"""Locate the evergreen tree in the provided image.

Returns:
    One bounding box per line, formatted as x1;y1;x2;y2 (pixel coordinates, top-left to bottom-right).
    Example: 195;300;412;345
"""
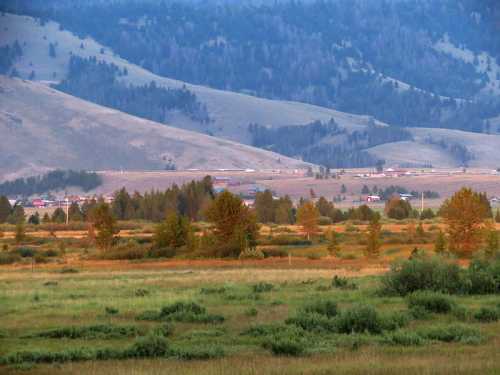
153;212;191;251
68;202;84;222
28;212;40;225
384;197;412;220
484;221;498;258
361;185;370;195
434;229;447;254
206;191;258;257
254;190;275;223
51;207;67;224
495;209;500;223
42;212;51;224
112;188;134;220
0;196;12;223
327;230;340;257
8;205;25;225
341;184;347;194
275;196;294;224
89;202;118;250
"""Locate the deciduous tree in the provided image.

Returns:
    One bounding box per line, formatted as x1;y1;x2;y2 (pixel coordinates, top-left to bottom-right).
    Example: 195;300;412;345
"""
439;187;491;256
297;201;320;240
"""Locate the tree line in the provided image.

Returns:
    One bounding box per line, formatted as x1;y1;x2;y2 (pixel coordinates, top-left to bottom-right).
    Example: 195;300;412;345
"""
0;170;102;197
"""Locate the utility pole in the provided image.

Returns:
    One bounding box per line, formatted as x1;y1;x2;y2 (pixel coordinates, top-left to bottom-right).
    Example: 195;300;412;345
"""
65;197;69;225
420;192;424;214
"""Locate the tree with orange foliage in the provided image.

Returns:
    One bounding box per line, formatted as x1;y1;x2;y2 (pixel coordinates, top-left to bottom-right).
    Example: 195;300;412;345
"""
297;201;320;240
439;188;491;257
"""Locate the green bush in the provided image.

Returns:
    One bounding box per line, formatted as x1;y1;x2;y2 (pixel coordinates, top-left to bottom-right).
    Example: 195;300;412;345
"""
332;275;358;290
464;259;500;294
137;302;224;324
241;324;285;337
125;334;169;358
417;324;483;344
263;329;307;357
105;306;119;315
172;345;224;360
261;247;288;258
302;300;338;318
252;282;274;293
3;348;94;364
382;331;425;346
381;255;464;296
407;291;454;314
27;324;143;339
408;305;431;320
245;307;258;317
14;247;36;257
0;252;21;264
335;305;383;334
474;307;499;323
152;323;174;337
286;312;337;333
200;286;227;295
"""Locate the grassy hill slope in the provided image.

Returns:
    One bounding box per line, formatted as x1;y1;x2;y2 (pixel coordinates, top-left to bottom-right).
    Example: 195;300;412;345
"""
0;76;309;180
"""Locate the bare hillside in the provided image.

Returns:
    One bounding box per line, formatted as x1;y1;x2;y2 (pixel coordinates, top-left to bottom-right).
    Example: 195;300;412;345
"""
0;76;309;180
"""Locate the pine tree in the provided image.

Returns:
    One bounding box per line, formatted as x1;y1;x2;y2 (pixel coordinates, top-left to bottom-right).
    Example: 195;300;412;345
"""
28;212;40;225
51;207;66;224
89;202;118;250
327;230;340;257
68;202;84;222
495;209;500;223
341;184;347;194
15;220;26;244
416;221;425;239
0;196;12;223
434;230;446;254
153;212;191;250
254;190;275;223
484;221;498;258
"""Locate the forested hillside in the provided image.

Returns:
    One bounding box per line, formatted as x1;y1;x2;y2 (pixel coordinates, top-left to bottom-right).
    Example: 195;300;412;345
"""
55;56;211;124
3;0;500;132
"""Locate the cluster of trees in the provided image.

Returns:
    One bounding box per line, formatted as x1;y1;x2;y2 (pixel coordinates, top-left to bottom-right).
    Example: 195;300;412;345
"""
0;170;101;197
6;0;500;132
0;40;22;75
249;119;398;168
54;56;210;124
360;185;440;200
423;137;475;166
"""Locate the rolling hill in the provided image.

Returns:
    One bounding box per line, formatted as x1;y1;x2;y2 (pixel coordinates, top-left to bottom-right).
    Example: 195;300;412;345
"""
1;12;500;170
0;76;310;181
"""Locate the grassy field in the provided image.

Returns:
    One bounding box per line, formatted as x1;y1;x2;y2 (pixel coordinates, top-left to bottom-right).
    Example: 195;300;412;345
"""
0;220;499;374
1;263;499;374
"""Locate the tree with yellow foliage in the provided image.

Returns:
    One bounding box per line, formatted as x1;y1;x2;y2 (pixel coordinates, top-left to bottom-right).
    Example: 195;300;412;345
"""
297;201;320;240
439;188;491;257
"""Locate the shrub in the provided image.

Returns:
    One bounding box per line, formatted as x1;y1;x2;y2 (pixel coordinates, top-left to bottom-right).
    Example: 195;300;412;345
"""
172;346;224;360
263;329;307;357
335;305;383;334
239;248;264;259
407;291;454;314
200;286;227;295
59;267;78;274
14;247;36;257
135;288;150;297
0;252;21;264
268;236;312;246
302;300;338;318
286;312;337;333
408;305;431;320
261;247;288;258
152;323;174;337
27;324;143;339
105;306;119;315
43;249;59;257
332;275;358;290
136;310;162;321
101;244;148;260
137;302;225;324
474;307;499;323
417;325;483;344
245;307;258;317
241;324;285;337
464;259;500;294
381;255;464;296
3;348;94;364
252;282;274;293
125;334;169;358
382;331;425;346
380;312;410;331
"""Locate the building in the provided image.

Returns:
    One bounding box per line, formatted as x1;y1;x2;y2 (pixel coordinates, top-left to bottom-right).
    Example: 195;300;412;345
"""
366;195;381;202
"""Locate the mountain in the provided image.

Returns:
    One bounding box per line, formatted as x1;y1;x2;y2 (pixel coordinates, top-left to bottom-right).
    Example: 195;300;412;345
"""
0;76;309;181
1;5;500;170
3;0;499;133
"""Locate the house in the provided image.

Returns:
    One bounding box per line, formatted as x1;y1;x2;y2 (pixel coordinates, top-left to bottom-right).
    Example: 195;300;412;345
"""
399;193;414;201
32;198;45;208
366;195;381;202
8;199;18;207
